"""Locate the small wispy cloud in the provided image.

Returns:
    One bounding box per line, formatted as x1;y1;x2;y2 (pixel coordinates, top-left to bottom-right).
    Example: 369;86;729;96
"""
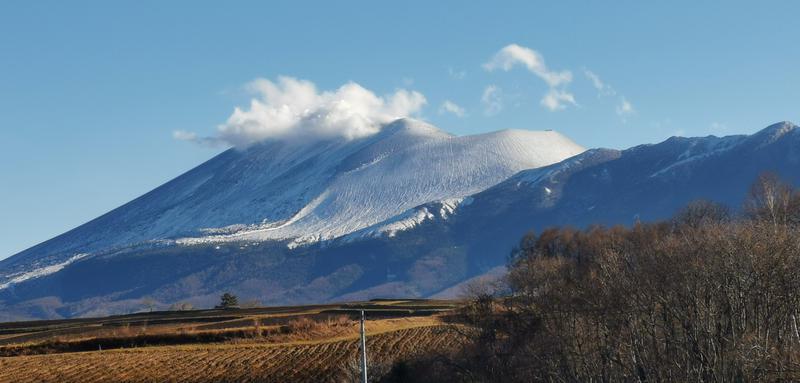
447;67;466;80
484;44;575;111
439;100;466;117
584;69;636;121
541;89;577;111
484;44;572;87
583;69;616;97
616;97;635;122
481;85;503;116
173;130;219;146
173;130;197;142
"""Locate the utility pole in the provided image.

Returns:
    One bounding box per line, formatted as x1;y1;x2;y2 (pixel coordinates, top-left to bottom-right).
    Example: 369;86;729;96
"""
360;309;368;383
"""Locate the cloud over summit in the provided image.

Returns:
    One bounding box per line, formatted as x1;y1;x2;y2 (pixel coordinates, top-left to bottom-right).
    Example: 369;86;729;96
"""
177;77;426;147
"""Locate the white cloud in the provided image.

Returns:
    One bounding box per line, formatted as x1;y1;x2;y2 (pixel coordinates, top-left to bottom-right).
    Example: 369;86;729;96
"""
173;130;197;141
481;85;503;116
583;69;616;97
616;97;635;121
541;89;577;111
177;76;426;148
583;69;636;120
447;67;466;80
439;100;466;117
173;130;219;146
484;44;572;87
585;69;604;89
484;44;576;111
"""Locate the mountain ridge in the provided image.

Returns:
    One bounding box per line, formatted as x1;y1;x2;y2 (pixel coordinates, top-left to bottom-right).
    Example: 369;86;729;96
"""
1;120;798;320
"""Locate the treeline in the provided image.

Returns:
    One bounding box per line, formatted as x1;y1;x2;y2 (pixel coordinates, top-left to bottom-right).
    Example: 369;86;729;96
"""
380;173;800;382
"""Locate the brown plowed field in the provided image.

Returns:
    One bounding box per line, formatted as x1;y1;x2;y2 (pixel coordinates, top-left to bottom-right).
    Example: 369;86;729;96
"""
0;300;464;382
0;325;462;383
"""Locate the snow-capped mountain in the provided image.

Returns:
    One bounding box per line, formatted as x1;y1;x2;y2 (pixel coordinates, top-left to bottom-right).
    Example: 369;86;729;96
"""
1;121;797;320
0;119;583;294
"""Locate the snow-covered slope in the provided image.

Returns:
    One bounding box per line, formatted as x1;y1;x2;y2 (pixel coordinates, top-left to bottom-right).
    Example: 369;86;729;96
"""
176;122;584;247
1;118;584;279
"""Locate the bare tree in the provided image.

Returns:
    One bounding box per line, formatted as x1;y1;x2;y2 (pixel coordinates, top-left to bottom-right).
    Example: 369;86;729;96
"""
673;199;730;229
745;172;800;227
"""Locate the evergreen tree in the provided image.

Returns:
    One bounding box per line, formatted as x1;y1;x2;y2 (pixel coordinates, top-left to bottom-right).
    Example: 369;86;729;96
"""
217;292;239;309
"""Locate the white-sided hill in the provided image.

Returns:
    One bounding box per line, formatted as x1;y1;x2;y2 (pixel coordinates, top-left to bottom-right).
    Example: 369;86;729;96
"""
3;118;584;275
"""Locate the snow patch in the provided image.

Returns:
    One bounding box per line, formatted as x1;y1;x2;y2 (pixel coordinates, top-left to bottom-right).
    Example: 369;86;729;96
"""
650;136;743;178
0;253;89;290
343;197;470;242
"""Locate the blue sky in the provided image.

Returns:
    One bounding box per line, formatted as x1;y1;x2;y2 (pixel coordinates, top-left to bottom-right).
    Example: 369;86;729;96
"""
1;1;799;259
